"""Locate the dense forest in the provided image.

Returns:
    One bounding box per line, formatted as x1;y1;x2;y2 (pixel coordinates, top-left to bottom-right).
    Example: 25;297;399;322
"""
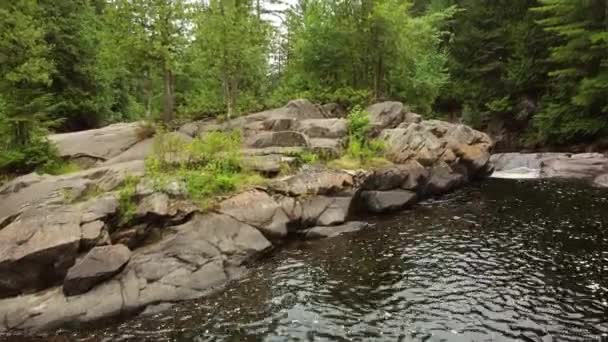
1;0;607;174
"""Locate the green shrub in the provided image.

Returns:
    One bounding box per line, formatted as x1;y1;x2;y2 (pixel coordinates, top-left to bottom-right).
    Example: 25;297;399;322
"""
145;130;263;209
329;106;390;170
0;137;66;175
117;176;139;225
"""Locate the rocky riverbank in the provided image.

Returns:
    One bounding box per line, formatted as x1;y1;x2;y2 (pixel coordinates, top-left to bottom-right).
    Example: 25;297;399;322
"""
0;100;494;332
491;152;608;187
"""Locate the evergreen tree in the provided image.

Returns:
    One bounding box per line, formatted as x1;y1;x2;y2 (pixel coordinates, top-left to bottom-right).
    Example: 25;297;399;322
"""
0;0;54;146
533;0;608;142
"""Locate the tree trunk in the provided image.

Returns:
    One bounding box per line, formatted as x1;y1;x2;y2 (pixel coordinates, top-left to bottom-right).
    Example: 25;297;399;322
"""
161;65;174;122
374;55;384;102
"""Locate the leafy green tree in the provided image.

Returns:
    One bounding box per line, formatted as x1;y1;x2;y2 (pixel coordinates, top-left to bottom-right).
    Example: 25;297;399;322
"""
275;0;453;113
183;0;271;119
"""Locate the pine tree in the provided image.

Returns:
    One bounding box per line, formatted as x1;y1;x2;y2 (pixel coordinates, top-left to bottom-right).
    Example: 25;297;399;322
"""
533;0;608;142
0;0;54;146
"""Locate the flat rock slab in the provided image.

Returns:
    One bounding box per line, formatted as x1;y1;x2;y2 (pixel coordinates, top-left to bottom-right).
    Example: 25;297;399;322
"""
246;131;310;148
360;190;417;213
63;245;132;296
49;122;147;164
297;119;347;139
304;221;369;240
269;170;354;196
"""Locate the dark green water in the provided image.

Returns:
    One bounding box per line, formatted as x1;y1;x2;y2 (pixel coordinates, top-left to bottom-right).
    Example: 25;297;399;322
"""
9;179;608;341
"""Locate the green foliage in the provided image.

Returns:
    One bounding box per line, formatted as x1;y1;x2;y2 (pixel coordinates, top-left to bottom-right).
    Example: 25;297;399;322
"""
117;176;139;225
531;0;608;143
275;0;453;114
145;130;263;209
330;106;390;169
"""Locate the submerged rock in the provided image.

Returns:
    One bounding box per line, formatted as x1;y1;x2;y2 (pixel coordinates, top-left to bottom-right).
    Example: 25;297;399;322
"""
360;190;417;213
303;221;369;240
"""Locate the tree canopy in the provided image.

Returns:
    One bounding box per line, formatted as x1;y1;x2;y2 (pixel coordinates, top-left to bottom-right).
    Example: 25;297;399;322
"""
1;0;607;174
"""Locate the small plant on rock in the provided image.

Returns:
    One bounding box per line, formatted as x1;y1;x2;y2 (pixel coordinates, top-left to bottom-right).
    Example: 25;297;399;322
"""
330;106;390;169
145;130;264;210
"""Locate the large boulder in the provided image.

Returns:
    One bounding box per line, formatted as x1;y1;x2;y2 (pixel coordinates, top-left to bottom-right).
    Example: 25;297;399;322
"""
360;161;428;191
296;119;348;139
382;120;493;178
49;122;150;167
310;138;344;158
0;160;144;224
0;213;272;332
366;102;407;130
360;190;417;214
246;131;310;149
301;196;353;227
218;190;291;239
424;163;465;196
0;194;119;298
63;245;132;296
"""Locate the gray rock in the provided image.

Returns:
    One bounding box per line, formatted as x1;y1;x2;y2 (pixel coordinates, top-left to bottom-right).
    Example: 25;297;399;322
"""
382;120;493;178
297;119;348;138
0;206;82;298
284;99;326;119
361;161;428;191
424;164;465;196
310;138;343;158
303;221;369;240
0;160;143;225
0;213;272;332
269;170;354;196
490;152;566;171
49;122;148;166
301;196;352;227
80;221;110;249
593;174;608;187
0;194;121;298
246;131;310;149
241;146;305;157
101;138;154;166
367;101;407;130
541;153;608;179
219;190;290;239
242;154;296;174
262;117;298;131
360;190;417;213
136;193;170;217
322;103;346;118
63;245;132;296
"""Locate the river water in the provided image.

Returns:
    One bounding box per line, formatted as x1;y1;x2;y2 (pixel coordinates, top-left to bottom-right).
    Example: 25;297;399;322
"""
9;179;608;341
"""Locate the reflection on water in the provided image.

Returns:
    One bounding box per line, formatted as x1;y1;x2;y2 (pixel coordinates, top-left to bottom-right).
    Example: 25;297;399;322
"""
7;179;608;341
